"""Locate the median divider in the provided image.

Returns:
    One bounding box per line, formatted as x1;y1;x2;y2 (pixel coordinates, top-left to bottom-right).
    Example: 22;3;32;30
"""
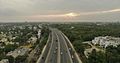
55;32;61;63
44;31;54;63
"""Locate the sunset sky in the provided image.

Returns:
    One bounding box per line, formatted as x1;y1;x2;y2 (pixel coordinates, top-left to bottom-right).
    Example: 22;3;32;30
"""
0;0;120;22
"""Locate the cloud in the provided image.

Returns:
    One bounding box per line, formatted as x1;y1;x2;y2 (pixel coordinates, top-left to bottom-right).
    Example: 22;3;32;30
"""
28;9;120;18
0;0;34;16
0;0;120;22
78;9;120;15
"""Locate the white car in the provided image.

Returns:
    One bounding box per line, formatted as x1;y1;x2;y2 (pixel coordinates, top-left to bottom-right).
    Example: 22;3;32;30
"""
60;52;63;55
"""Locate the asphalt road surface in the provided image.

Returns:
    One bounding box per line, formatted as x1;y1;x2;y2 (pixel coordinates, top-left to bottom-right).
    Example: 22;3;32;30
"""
36;28;82;63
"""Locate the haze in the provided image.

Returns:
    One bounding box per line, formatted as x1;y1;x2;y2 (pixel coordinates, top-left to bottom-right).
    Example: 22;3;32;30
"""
0;0;120;22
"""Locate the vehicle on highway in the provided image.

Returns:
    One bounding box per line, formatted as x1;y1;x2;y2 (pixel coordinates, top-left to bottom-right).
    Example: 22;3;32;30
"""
56;39;58;42
42;57;44;59
72;55;74;59
55;47;58;50
54;51;56;54
69;48;72;51
60;52;63;55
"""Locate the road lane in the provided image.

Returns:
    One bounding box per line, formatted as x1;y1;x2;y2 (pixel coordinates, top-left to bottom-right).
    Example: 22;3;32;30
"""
45;29;58;63
60;31;83;63
55;30;73;63
55;31;61;63
36;31;52;63
36;28;82;63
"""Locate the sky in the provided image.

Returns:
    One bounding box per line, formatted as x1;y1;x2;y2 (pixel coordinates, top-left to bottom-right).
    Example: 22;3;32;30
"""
0;0;120;22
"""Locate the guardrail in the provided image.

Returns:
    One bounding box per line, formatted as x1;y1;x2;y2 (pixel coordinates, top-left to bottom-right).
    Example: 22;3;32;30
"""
44;31;54;63
59;31;73;63
60;31;83;63
36;33;51;63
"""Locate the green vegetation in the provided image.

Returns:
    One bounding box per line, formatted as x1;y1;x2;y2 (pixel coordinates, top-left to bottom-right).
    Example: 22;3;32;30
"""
51;22;120;63
38;26;50;54
105;45;120;63
0;44;18;60
4;44;18;53
28;26;50;63
5;56;14;63
15;55;28;63
88;45;120;63
0;23;48;63
88;49;106;63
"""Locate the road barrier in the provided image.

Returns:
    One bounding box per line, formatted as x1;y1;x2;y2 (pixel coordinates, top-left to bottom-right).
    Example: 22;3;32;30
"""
55;32;61;63
36;33;51;63
61;32;83;63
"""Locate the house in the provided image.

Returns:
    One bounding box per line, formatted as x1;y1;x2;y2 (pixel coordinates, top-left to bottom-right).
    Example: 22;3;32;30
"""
6;47;30;58
27;36;37;45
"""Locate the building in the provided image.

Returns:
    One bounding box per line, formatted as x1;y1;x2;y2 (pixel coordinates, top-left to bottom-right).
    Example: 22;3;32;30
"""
37;29;41;38
27;36;37;45
92;36;120;48
6;47;30;58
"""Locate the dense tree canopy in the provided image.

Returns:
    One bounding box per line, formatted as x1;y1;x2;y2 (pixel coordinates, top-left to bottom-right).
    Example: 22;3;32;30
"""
52;23;120;63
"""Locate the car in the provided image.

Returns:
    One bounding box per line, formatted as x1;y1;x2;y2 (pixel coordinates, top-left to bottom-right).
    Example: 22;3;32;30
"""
56;39;58;42
55;47;58;50
60;52;63;55
71;55;74;59
54;51;56;54
69;48;72;51
42;57;44;59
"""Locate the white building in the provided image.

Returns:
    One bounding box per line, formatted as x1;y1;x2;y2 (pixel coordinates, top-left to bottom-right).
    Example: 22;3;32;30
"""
27;36;37;44
37;29;41;38
92;36;120;48
7;47;30;58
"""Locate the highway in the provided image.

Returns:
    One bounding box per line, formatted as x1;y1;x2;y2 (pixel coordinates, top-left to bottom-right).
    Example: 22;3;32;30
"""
36;28;82;63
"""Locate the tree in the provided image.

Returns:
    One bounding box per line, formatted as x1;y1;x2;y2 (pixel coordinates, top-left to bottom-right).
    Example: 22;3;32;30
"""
4;44;18;53
5;56;14;63
106;45;120;63
15;55;27;63
87;49;106;63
